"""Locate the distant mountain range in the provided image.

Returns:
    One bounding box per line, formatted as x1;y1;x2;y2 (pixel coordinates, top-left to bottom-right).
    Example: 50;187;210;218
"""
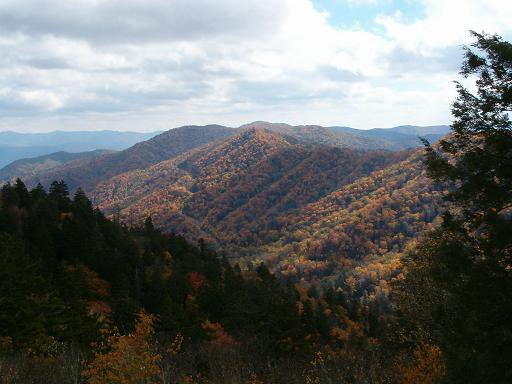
0;123;449;170
329;124;449;150
246;122;450;151
0;130;161;168
3;122;450;190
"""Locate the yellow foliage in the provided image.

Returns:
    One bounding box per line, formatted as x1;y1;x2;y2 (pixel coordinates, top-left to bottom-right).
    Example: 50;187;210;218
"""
83;311;161;384
395;344;446;384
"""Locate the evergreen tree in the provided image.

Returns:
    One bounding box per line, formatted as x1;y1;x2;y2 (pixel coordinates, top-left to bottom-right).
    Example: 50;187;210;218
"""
398;32;512;383
0;234;64;349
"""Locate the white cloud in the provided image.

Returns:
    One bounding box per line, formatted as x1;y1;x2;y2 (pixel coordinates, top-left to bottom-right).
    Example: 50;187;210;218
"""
376;0;512;52
0;0;510;132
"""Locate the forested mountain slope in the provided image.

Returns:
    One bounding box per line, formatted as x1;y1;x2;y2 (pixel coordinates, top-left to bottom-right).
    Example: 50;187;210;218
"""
0;150;114;184
90;127;416;250
25;122;448;195
1;180;366;383
251;151;444;278
28;125;236;191
7;124;447;287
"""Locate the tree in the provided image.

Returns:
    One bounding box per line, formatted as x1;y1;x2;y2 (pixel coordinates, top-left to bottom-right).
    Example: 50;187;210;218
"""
398;32;512;383
49;180;71;211
424;31;512;240
0;234;65;350
83;311;161;384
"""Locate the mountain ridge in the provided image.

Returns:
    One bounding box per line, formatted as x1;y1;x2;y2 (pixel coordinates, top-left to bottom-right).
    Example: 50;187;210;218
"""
0;149;115;184
26;124;237;192
0;130;162;167
91;127;415;250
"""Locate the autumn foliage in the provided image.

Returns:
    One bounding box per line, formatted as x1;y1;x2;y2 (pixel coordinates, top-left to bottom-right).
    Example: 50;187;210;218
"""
83;312;161;384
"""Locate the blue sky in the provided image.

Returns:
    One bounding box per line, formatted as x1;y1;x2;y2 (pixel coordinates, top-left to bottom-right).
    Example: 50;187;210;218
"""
313;0;425;29
0;0;511;132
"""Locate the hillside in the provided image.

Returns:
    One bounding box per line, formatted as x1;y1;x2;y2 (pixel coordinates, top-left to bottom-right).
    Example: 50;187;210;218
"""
250;150;444;278
1;180;355;383
0;149;114;184
24;122;449;194
0;130;160;167
9;124;448;276
29;124;236;192
0;139;448;384
90;128;413;248
75;126;448;323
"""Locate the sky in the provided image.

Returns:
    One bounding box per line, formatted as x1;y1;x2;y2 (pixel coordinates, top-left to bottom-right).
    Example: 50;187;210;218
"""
0;0;511;132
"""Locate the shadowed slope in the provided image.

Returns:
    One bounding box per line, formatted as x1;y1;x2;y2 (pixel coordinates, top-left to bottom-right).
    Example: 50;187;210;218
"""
28;125;236;191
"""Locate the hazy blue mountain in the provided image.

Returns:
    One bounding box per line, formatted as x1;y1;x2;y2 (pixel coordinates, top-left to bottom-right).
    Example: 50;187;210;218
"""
329;124;450;150
0;130;161;167
388;125;450;135
0;149;115;184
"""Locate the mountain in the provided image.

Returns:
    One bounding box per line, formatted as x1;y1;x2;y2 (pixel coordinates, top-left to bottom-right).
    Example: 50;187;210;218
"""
4;122;448;356
250;150;444;282
240;121;395;150
0;149;114;184
387;125;450;135
12;122;446;282
21;122;449;194
0;130;161;167
28;124;236;192
90;128;413;247
76;125;447;315
329;124;450;150
16;123;446;265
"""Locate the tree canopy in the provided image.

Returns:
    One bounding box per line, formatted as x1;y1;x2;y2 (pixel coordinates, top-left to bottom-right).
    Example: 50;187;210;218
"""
400;31;512;383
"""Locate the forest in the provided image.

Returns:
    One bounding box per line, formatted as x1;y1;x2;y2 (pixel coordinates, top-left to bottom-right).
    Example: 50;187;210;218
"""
0;32;511;383
0;179;407;383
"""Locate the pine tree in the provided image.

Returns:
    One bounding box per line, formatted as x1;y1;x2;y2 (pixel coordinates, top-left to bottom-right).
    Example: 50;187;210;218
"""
399;32;512;383
0;234;65;350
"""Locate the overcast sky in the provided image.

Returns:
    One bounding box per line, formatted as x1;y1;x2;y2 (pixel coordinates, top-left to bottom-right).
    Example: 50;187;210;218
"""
0;0;511;132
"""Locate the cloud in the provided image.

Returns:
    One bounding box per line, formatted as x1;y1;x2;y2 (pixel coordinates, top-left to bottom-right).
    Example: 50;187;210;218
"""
0;0;286;44
0;0;511;132
376;0;512;52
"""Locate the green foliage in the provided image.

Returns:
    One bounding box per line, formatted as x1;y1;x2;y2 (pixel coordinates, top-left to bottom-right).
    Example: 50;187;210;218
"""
398;32;512;383
0;233;64;351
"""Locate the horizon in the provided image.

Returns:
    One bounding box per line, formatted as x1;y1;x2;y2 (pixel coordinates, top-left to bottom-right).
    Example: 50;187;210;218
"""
0;121;451;135
1;1;511;133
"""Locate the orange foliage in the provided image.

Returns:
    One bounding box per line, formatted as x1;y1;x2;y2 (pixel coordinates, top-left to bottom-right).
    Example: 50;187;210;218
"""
82;311;161;384
201;320;240;351
395;344;446;384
